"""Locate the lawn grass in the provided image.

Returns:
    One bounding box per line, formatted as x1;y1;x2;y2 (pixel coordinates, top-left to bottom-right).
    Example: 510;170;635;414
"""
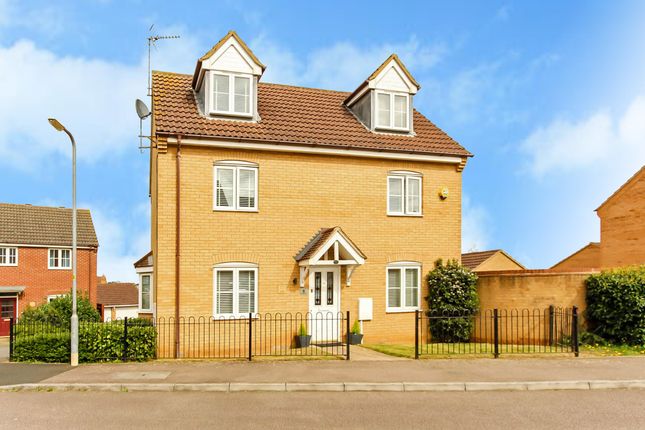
364;342;645;359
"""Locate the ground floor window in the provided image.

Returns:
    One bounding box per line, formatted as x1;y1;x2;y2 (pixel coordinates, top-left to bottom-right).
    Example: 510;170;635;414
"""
386;263;420;312
140;273;153;312
213;264;258;317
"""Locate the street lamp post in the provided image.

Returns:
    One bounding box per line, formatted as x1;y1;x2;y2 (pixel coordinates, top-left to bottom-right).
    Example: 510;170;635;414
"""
48;118;78;367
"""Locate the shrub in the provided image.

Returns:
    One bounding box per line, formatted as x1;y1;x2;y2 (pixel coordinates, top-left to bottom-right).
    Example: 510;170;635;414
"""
351;320;361;335
12;320;157;363
19;293;100;326
426;259;479;342
585;266;645;346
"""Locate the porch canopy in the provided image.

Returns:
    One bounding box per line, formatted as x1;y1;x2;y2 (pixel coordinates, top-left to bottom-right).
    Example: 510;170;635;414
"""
294;227;366;287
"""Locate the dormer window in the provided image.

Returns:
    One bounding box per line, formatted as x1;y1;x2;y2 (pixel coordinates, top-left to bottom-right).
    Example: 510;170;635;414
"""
376;92;409;131
211;73;252;117
192;31;265;122
344;54;420;134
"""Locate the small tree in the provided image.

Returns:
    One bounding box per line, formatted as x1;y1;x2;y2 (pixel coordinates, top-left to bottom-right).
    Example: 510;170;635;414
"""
426;259;479;342
20;293;100;326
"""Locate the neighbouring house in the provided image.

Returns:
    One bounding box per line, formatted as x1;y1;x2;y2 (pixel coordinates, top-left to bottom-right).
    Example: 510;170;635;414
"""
552;166;645;271
0;203;98;335
550;242;601;272
146;30;471;349
133;251;153;319
97;282;139;322
461;249;525;272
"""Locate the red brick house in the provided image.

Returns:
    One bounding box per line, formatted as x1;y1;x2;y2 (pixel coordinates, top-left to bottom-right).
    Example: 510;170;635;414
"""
0;203;99;335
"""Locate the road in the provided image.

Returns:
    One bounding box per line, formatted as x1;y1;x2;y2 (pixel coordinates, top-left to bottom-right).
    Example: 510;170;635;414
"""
1;390;644;429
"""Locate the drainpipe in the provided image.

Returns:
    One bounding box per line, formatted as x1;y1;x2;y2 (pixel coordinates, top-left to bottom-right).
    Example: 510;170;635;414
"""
174;135;182;358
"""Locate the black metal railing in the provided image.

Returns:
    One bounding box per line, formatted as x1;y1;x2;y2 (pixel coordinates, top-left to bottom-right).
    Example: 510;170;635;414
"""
157;311;349;360
415;306;579;358
9;312;350;362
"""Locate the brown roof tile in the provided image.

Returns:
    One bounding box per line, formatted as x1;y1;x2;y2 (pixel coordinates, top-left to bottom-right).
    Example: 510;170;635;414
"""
134;251;153;268
461;250;501;270
152;72;472;158
0;203;98;247
97;282;138;306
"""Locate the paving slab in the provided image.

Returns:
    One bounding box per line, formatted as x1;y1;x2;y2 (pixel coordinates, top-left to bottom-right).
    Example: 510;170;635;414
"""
38;356;645;385
0;363;72;385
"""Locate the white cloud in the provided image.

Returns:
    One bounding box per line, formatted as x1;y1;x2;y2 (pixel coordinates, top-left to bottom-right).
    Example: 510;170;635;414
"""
0;31;201;169
86;204;149;283
521;96;645;177
0;0;67;36
252;35;446;90
462;195;491;252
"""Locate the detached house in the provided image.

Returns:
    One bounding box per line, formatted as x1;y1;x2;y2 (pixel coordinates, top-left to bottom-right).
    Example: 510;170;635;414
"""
146;31;471;348
0;203;98;335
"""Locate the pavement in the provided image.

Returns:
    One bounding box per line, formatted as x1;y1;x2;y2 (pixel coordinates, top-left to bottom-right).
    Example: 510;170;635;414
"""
3;390;645;429
1;349;645;393
0;337;8;363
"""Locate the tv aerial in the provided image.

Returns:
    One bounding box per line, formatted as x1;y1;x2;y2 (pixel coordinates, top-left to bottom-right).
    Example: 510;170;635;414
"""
137;25;180;152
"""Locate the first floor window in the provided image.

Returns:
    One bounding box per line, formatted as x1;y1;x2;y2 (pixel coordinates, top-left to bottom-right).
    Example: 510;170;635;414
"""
49;249;71;269
386;264;420;311
214;265;258;316
140;274;152;311
47;294;65;303
214;163;258;211
0;247;17;266
388;173;422;215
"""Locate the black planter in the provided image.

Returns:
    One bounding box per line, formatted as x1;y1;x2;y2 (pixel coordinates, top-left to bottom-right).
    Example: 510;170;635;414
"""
296;335;312;348
348;333;363;345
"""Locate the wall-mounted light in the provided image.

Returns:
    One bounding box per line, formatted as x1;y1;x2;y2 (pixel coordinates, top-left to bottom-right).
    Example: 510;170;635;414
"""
438;187;449;200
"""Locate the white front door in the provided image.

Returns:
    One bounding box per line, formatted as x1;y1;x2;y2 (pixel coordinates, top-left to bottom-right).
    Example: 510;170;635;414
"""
309;267;341;342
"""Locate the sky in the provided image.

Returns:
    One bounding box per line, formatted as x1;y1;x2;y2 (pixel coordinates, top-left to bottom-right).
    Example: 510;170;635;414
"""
1;0;644;281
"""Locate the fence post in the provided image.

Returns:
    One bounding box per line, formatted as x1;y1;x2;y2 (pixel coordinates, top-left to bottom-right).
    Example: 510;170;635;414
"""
248;313;253;361
9;317;14;362
122;317;128;362
414;310;419;360
572;306;579;357
346;311;350;361
548;305;555;347
493;309;499;358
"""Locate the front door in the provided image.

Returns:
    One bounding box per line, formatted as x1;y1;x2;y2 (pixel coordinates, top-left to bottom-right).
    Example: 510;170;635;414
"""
0;297;17;336
309;268;341;342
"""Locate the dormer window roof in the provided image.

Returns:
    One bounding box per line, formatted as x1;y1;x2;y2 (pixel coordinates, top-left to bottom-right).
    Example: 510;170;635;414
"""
192;31;264;121
345;54;420;134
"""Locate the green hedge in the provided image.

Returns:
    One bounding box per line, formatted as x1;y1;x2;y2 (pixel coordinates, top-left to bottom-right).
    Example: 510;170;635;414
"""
586;266;645;346
12;322;157;363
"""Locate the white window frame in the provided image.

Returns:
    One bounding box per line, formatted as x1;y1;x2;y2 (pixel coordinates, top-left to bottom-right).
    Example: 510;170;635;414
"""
386;262;421;313
139;273;153;312
387;171;422;216
47;294;65;303
213;162;258;212
212;263;258;318
0;247;18;266
375;91;410;131
209;72;253;117
48;248;72;270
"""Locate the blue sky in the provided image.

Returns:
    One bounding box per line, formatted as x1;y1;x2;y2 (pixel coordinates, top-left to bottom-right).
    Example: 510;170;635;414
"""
1;0;644;280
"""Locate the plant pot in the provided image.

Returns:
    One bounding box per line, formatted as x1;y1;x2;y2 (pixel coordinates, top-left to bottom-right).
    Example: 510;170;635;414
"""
348;333;363;345
296;335;312;348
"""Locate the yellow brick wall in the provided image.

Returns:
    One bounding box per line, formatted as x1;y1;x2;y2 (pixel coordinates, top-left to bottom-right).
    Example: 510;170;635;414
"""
598;172;645;269
153;144;463;343
474;252;524;272
551;243;601;271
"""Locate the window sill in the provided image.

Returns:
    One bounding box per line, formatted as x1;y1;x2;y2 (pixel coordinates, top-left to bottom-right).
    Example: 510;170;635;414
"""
213;208;259;213
0;264;18;267
387;213;423;217
386;308;419;314
48;267;72;271
211;314;259;320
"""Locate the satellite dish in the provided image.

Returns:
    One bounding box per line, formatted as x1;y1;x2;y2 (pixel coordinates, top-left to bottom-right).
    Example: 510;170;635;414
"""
135;99;151;119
